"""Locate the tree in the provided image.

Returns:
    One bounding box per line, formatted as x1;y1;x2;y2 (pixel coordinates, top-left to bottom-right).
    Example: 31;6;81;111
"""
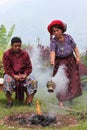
0;24;15;77
0;24;15;51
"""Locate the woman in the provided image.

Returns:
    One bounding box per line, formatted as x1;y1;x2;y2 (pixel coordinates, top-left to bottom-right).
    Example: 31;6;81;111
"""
47;20;82;107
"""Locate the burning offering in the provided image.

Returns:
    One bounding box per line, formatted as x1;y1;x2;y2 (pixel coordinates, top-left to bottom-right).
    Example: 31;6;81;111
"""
36;101;42;115
28;112;57;127
7;101;57;127
28;101;57;126
3;99;78;129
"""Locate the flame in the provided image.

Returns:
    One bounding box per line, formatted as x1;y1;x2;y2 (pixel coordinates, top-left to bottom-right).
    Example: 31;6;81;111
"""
36;101;42;115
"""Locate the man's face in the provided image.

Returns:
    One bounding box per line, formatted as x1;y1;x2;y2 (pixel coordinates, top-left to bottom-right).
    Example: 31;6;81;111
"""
11;42;21;53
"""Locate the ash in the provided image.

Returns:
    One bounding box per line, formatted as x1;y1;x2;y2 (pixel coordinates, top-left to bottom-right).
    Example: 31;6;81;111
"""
19;113;57;127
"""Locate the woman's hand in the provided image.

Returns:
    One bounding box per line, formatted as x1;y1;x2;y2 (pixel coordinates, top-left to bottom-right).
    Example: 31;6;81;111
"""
76;57;80;64
50;59;55;65
74;47;80;64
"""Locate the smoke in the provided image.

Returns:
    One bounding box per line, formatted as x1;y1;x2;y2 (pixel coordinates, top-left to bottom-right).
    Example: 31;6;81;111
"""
29;47;52;88
28;47;69;103
28;47;69;93
52;65;69;95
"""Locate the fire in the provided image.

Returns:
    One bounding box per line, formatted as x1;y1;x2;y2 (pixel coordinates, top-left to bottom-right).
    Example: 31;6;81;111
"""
36;101;42;115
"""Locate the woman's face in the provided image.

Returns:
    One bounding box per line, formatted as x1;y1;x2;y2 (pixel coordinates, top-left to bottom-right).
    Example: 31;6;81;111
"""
52;27;63;38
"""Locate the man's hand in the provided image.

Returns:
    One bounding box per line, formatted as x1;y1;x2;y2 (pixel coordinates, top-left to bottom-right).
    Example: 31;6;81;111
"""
13;75;21;81
19;74;27;81
13;74;27;81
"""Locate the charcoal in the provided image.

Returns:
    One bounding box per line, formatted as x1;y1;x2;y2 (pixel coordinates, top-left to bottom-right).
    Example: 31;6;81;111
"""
19;118;27;125
28;114;57;126
17;114;57;127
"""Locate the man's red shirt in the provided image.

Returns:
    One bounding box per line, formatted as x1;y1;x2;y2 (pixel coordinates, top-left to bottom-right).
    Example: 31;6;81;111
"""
3;48;32;77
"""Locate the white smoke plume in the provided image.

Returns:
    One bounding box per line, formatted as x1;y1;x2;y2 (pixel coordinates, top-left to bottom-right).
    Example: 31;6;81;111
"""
29;47;52;88
52;65;69;95
28;47;69;97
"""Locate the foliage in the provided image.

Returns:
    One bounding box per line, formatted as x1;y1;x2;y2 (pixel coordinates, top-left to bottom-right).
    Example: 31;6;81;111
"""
0;24;15;51
81;52;87;67
0;63;4;77
0;24;15;77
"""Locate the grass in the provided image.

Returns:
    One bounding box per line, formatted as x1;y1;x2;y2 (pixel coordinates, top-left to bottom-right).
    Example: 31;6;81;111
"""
0;87;87;130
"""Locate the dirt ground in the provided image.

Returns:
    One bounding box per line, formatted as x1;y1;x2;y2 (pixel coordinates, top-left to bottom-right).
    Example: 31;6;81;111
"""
1;112;78;129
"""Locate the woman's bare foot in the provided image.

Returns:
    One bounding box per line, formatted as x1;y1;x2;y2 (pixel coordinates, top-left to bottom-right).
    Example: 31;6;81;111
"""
58;102;64;108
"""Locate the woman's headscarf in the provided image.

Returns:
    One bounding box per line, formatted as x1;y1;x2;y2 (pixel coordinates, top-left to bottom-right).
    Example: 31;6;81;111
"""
47;20;67;34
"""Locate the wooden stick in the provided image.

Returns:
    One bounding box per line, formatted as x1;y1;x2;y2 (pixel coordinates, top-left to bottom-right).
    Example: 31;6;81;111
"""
57;106;82;114
49;104;82;114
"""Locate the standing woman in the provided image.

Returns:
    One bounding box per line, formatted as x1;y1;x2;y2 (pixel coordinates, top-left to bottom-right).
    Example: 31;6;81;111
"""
47;20;82;107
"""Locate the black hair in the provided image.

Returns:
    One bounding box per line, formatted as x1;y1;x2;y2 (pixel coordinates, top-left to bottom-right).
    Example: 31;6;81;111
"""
50;24;64;34
11;37;22;46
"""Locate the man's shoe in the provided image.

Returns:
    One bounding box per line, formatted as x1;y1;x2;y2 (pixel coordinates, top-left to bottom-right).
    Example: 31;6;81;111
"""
6;102;13;108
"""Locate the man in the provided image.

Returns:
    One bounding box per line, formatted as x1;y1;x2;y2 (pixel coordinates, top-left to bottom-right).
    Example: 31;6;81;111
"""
3;37;37;108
